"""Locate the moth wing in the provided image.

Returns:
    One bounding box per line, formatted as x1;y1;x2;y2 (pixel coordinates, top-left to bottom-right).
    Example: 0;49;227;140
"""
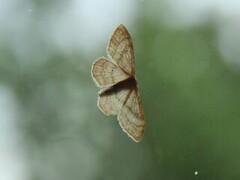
91;57;129;88
107;24;135;76
118;88;145;142
98;85;129;116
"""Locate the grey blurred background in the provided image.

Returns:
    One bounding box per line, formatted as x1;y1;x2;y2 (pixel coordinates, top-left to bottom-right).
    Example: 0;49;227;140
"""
1;0;240;179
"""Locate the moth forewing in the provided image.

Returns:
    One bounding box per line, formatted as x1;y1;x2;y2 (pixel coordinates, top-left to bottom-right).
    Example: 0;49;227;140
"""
107;24;135;76
118;87;145;142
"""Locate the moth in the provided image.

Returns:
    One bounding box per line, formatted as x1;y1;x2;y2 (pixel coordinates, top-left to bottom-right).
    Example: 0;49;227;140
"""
91;24;145;142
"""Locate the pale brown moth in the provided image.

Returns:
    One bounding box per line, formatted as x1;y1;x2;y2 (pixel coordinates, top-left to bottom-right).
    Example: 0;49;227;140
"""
91;24;145;142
